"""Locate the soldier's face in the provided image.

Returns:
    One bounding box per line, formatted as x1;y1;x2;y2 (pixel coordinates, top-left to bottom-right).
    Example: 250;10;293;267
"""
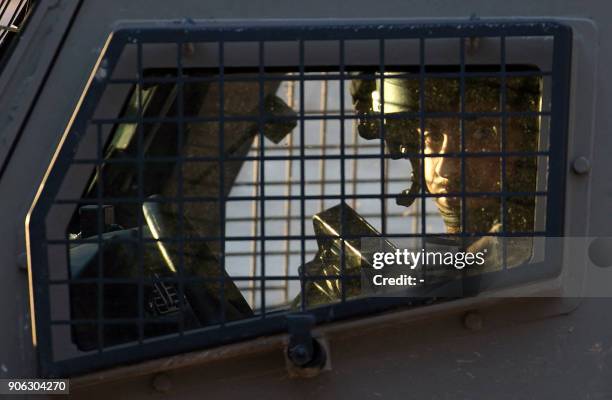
423;119;502;231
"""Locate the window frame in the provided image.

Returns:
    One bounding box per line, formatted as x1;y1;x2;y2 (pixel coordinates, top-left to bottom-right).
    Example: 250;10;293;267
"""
27;20;571;377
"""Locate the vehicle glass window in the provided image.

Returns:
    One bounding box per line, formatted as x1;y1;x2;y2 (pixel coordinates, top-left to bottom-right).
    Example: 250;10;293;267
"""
0;0;35;67
63;67;545;349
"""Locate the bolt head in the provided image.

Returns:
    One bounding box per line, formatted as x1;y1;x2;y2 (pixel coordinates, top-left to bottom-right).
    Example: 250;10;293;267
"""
289;344;311;366
572;156;591;175
589;237;612;268
152;373;172;393
463;311;483;331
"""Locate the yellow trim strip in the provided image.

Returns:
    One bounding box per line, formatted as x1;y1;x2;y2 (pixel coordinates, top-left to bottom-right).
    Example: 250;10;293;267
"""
25;32;115;348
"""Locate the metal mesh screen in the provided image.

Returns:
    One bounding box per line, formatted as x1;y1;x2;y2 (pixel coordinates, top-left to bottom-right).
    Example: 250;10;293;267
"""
226;77;446;309
27;21;571;376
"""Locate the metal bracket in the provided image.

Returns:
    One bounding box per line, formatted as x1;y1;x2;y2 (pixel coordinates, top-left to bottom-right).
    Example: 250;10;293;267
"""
286;314;317;367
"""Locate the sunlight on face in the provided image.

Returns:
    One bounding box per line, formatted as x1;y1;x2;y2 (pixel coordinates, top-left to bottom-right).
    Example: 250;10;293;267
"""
422;118;504;232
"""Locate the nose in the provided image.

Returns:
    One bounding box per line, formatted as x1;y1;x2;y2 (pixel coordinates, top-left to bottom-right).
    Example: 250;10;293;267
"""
435;134;460;181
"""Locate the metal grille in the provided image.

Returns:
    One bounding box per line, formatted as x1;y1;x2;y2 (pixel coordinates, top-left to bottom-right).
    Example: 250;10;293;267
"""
27;21;571;377
228;77;446;309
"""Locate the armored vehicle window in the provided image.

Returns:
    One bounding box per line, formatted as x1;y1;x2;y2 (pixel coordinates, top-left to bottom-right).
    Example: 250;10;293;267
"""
27;22;570;376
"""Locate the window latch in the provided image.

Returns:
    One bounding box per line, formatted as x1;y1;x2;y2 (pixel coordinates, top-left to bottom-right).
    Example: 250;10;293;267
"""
286;313;325;368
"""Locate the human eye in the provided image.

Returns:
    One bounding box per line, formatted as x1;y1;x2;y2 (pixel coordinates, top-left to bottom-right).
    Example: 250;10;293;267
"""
424;130;444;148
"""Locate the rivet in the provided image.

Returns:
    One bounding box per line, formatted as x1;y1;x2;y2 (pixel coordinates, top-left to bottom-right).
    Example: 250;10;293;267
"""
151;373;172;393
463;311;483;331
572;156;591;175
589;237;612;268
